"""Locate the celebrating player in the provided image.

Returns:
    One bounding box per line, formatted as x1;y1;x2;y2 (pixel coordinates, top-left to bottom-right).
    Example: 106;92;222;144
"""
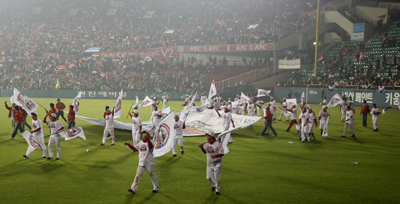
260;105;277;136
162;93;169;110
44;112;64;160
67;105;76;129
217;107;235;143
307;107;318;141
279;98;289;121
371;103;381;132
299;107;310;142
11;106;24;140
23;112;47;159
341;106;356;138
360;100;370;128
172;115;185;157
125;131;159;194
285;104;298;132
56;99;67;122
318;107;330;137
199;132;224;195
102;106;116;146
130;110;142;145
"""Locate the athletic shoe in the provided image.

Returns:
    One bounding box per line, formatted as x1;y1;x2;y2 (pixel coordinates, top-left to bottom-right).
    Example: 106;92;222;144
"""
278;119;281;121
111;143;115;146
10;137;14;140
101;143;105;146
56;158;60;160
181;151;184;155
128;189;135;194
23;155;29;159
43;156;47;159
152;190;158;193
173;154;177;157
341;136;346;138
211;187;215;192
285;130;289;132
274;134;277;137
47;157;53;160
351;135;356;138
216;192;220;195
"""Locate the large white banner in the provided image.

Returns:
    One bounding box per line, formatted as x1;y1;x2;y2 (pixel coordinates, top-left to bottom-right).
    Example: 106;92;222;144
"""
153;113;176;157
76;109;261;136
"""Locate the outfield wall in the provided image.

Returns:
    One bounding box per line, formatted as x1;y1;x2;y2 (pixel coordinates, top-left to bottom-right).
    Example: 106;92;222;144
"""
0;89;190;101
272;87;399;108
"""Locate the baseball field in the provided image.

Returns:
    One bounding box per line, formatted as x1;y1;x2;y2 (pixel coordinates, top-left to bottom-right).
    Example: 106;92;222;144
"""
0;97;399;204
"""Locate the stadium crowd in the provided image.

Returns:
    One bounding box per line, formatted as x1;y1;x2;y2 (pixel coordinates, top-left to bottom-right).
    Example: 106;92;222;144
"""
0;0;319;91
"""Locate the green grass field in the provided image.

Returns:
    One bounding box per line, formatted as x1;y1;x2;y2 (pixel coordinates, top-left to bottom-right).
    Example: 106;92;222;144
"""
0;97;399;204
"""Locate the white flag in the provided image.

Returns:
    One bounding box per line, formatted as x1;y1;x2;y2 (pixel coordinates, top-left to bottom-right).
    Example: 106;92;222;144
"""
132;96;139;109
218;127;240;154
301;91;306;102
60;127;86;140
286;98;297;108
208;82;217;100
275;106;291;117
247;24;259;29
240;92;250;102
113;90;123;119
72;92;82;113
180;92;197;122
153;113;177;157
139;96;154;108
327;94;344;108
13;88;39;115
22;131;41;155
256;89;271;97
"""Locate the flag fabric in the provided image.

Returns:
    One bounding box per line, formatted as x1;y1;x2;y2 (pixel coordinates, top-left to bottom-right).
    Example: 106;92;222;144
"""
275;106;291;117
327;94;344;108
217;128;239;154
328;84;336;91
286;98;297;108
12;88;39;115
301;91;305;102
22;131;41;155
138;96;154;109
208;82;217;100
153;113;177;157
256;89;271;97
132;96;139;109
60;127;86;140
113;90;123;119
378;85;386;93
72;92;82;113
240;92;250;102
180;92;197;122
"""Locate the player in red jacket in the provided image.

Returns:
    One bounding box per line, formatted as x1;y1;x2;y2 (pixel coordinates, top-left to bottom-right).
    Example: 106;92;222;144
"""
56;99;67;122
68;105;76;129
11;106;24;139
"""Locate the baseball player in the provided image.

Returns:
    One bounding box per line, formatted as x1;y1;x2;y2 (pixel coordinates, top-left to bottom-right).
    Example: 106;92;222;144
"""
151;105;166;137
125;131;158;194
217;107;235;143
255;98;264;117
285;104;298;132
371;103;381;132
10;106;25;139
279;98;289;121
200;93;207;106
340;101;347;122
172;115;185;157
199;132;224;195
341;106;356;138
162;93;169;110
247;101;255;116
261;105;277;136
102;106;116;146
130;110;142;145
44;112;64;160
23;112;47;159
318;106;330;137
307;107;318;141
299;107;310;142
321;97;327;106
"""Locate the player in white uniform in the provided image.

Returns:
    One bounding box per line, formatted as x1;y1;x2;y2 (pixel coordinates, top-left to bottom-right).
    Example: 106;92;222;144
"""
256;99;264;117
201;93;207;106
23;112;47;159
247;101;255;116
321;97;327;106
125;131;158;194
217;107;235;143
371;103;381;132
318;107;330;137
130;110;142;145
199;132;224;195
151;106;165;137
340;101;347;122
162;93;169;110
44;113;64;160
279;98;289;121
307;108;317;141
286;104;298;132
102;106;116;146
172;115;185;157
270;98;277;120
299;107;310;142
341;106;356;138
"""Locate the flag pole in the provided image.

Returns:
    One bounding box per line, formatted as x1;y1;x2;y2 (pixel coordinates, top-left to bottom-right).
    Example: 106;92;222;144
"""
313;0;321;78
126;99;136;119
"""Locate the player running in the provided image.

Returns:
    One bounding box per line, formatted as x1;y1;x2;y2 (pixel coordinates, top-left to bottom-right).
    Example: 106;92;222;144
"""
44;112;64;160
102;106;116;146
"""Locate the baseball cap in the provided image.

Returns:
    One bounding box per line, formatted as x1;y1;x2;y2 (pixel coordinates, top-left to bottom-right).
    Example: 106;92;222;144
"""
205;132;216;138
51;113;57;117
134;110;139;115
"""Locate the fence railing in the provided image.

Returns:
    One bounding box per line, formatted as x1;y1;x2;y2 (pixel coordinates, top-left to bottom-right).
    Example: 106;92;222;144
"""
215;68;268;91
